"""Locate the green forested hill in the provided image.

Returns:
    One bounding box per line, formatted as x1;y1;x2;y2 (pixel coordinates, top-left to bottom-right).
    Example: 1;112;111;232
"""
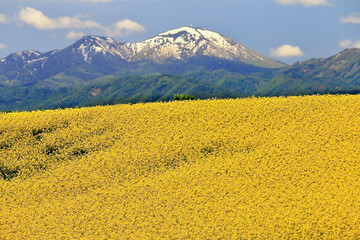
0;49;359;111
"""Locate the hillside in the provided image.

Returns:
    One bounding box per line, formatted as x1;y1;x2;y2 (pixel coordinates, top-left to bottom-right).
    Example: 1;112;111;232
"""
0;71;265;111
256;48;360;96
1;95;360;238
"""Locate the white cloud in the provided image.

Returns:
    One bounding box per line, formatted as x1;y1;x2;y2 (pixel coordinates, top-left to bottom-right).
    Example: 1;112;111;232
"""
18;7;102;30
273;0;334;7
354;41;360;48
340;12;360;24
105;19;145;37
339;39;360;49
66;31;86;39
0;14;8;23
270;44;304;58
0;43;7;50
339;40;352;48
17;7;145;38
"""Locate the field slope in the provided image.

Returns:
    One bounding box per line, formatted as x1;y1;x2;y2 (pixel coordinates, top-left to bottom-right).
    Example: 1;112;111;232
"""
1;94;360;239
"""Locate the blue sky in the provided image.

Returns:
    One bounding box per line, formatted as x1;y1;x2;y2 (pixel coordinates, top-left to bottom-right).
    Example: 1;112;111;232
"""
0;0;359;64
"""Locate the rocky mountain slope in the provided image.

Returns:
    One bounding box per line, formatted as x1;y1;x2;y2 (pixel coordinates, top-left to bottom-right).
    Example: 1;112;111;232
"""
0;26;285;87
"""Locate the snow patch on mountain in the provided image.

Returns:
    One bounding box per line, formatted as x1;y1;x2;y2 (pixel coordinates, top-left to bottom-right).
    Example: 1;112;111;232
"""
73;36;132;63
126;26;283;68
25;57;49;69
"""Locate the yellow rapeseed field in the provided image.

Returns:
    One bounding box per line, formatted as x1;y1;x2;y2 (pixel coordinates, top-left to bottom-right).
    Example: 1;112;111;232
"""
1;94;360;239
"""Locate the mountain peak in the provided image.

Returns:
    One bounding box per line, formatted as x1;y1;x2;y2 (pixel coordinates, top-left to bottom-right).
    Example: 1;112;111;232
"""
75;35;119;50
79;35;116;43
335;48;360;57
6;50;41;62
66;35;127;63
155;26;236;46
133;26;284;68
159;26;205;36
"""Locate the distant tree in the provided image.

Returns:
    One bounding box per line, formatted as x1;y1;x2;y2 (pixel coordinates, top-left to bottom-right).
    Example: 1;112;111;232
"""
0;110;12;114
173;94;194;101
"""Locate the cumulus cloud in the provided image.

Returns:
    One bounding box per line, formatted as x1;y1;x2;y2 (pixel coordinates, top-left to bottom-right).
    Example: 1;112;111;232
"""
17;7;146;39
270;44;304;58
66;31;86;39
17;7;145;38
0;14;8;23
353;41;360;48
0;43;7;50
340;12;360;24
105;19;145;37
339;40;352;48
273;0;334;7
339;39;360;49
18;7;102;30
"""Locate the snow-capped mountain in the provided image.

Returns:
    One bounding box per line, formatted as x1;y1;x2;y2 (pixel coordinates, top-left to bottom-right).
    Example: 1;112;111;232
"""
5;50;41;62
61;35;131;63
59;26;284;68
0;26;286;87
130;27;284;68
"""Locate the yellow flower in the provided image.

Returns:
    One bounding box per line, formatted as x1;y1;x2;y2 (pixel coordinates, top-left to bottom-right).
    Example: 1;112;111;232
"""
0;94;359;239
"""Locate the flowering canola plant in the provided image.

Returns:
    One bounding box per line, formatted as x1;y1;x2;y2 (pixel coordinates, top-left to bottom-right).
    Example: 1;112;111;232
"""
0;94;360;239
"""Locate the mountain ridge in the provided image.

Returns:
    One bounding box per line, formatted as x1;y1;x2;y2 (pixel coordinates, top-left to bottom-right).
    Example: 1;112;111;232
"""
0;26;285;88
0;27;359;111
